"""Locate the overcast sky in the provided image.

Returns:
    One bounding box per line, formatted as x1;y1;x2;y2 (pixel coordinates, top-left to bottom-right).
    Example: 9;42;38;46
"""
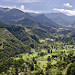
0;0;75;16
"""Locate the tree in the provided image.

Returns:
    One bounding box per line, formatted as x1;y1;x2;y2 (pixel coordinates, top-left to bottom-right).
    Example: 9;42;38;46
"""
35;69;44;75
46;62;52;70
68;52;74;58
56;71;62;75
66;62;75;75
51;50;52;54
0;58;13;73
48;49;50;53
30;44;34;48
40;52;44;56
47;56;51;61
13;60;19;75
32;57;37;64
29;63;34;71
60;56;62;61
20;64;25;72
13;59;24;75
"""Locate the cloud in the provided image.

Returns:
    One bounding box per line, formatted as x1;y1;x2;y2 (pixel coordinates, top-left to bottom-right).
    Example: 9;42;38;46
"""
19;5;41;13
5;0;15;2
21;9;41;13
17;0;41;3
5;0;41;3
63;3;72;8
0;5;45;14
21;5;24;10
5;0;11;1
0;5;16;9
53;8;75;16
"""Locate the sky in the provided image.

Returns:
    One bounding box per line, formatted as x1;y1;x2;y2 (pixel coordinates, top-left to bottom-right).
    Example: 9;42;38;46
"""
0;0;75;16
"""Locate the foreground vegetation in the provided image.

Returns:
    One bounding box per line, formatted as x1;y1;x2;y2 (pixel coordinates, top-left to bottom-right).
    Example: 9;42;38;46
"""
0;36;75;75
0;21;75;75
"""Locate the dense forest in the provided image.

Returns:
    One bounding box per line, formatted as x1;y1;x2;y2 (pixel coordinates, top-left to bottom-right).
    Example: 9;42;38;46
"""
0;7;75;75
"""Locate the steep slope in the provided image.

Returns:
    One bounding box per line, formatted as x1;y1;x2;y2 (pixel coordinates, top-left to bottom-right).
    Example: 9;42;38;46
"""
31;25;56;38
34;14;62;28
0;22;39;48
15;18;40;29
13;18;57;38
0;28;31;58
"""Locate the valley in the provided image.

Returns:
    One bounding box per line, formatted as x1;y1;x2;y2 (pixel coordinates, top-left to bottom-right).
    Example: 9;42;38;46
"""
0;7;75;75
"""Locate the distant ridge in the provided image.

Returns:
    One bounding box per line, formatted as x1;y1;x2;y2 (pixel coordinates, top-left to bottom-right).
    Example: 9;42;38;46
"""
0;7;62;28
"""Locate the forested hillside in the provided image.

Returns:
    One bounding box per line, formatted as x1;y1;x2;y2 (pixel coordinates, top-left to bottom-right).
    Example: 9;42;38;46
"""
0;7;75;75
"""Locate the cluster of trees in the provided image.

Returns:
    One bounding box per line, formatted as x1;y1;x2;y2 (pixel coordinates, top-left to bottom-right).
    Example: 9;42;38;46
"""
48;49;52;53
66;62;75;75
55;34;75;45
0;49;74;75
0;58;25;75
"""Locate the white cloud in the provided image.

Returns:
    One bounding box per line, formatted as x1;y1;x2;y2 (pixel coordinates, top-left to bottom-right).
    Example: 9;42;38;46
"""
17;0;41;3
21;5;24;10
63;3;72;8
0;5;42;14
5;0;15;2
19;5;41;13
5;0;11;1
5;0;41;3
53;8;75;16
21;9;41;13
0;5;16;9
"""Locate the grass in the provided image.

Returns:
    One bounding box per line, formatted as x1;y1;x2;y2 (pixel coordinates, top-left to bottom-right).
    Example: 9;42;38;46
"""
37;61;48;67
39;39;45;43
51;60;57;64
12;43;75;75
29;52;38;58
41;49;47;53
14;57;21;60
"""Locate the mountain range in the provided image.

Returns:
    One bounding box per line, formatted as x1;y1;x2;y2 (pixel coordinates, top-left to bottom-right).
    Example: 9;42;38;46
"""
45;13;75;26
0;7;75;28
0;7;63;28
0;7;75;58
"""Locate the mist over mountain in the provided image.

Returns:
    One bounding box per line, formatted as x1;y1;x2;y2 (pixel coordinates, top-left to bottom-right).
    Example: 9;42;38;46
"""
72;21;75;27
1;7;75;28
30;12;75;27
45;13;75;26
